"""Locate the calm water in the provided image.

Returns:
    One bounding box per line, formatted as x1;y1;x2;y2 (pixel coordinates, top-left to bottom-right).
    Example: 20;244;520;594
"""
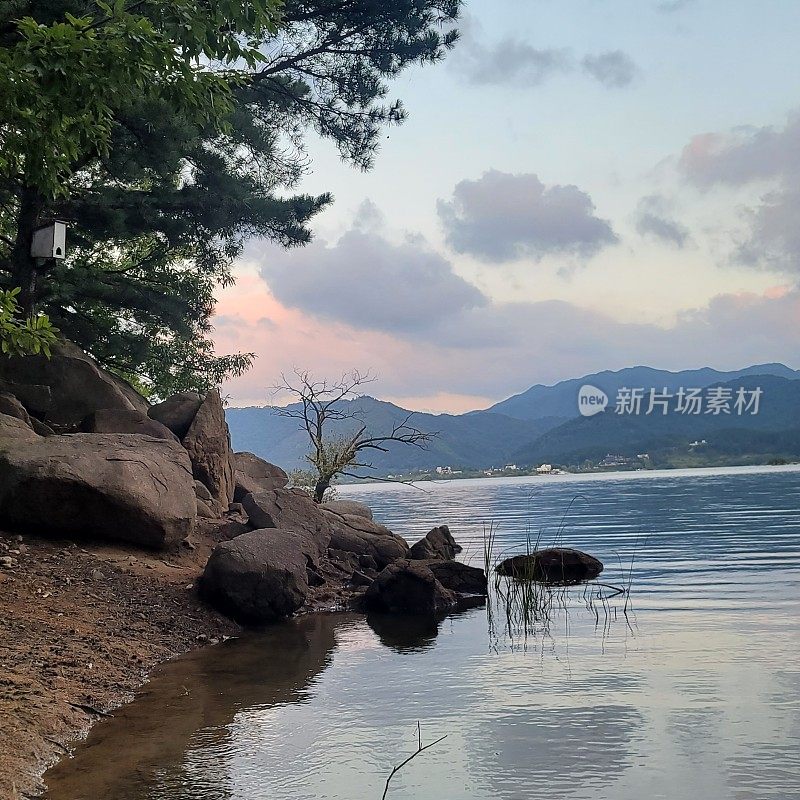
44;466;800;800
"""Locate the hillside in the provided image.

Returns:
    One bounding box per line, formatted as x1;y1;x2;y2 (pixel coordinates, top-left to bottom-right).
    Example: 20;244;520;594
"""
227;365;800;474
487;364;800;421
226;396;564;473
513;376;800;466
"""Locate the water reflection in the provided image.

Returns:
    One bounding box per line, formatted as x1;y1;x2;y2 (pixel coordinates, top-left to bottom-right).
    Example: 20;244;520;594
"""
43;614;347;800
43;467;800;800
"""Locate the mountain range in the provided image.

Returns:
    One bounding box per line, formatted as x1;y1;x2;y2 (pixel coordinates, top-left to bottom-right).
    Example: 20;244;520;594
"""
226;363;800;473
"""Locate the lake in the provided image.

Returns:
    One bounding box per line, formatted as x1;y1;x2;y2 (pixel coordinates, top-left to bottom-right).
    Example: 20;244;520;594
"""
43;466;800;799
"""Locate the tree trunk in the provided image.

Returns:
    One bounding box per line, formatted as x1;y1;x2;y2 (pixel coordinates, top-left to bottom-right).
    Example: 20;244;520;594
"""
313;475;331;504
10;185;45;314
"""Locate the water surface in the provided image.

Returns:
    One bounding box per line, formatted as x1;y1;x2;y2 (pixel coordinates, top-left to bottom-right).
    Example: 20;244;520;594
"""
44;466;800;799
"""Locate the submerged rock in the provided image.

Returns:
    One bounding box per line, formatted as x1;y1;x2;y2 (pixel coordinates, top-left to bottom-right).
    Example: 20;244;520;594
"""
201;529;316;622
364;560;457;615
408;525;462;561
424;560;487;595
0;433;196;548
495;548;603;584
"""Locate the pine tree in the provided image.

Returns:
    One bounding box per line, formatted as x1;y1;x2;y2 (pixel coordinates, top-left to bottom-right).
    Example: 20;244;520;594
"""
0;1;461;396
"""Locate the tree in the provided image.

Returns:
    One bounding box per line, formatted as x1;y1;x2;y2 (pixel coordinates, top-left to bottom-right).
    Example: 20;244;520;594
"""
273;370;435;503
0;1;462;396
0;287;57;356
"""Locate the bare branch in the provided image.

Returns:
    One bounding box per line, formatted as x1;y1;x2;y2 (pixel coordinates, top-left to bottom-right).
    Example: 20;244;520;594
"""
382;722;446;800
267;368;437;503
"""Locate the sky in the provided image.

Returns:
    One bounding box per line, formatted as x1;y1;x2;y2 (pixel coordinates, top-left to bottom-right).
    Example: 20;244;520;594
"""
217;0;800;413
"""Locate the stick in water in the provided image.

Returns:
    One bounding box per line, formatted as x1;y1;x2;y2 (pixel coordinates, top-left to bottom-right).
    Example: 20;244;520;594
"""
382;721;446;799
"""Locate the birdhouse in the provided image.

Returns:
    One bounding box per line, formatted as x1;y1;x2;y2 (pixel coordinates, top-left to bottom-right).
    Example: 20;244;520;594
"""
31;220;67;260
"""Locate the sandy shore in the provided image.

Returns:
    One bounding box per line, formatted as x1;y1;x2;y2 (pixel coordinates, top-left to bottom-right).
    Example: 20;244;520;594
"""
0;529;241;799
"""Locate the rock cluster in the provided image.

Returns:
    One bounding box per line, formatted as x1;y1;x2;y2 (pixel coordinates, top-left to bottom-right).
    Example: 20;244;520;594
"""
0;339;487;625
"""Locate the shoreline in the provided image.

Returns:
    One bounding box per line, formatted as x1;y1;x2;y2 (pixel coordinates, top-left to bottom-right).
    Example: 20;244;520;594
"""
0;529;241;799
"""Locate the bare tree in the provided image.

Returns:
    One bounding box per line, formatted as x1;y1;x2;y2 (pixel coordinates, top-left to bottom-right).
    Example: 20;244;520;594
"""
272;369;436;503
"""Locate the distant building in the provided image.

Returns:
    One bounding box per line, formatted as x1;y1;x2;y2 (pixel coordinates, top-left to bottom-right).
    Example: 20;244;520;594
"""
536;463;553;474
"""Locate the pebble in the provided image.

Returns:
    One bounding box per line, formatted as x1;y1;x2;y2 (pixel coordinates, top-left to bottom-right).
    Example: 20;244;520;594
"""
90;569;105;581
0;556;17;568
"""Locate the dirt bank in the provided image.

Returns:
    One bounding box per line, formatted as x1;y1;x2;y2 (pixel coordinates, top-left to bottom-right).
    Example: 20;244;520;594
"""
0;530;241;799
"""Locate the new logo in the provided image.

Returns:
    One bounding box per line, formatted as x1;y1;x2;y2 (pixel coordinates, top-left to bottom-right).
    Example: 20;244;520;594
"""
578;385;608;417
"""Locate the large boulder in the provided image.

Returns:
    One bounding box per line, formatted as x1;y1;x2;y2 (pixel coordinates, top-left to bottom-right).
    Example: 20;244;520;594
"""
0;339;149;427
148;392;203;439
0;433;195;548
80;408;178;441
322;510;409;568
321;499;373;520
181;389;235;510
0;392;33;427
0;413;39;440
425;561;487;595
495;548;603;584
408;525;462;561
364;560;456;615
201;529;314;622
241;488;331;558
233;452;288;502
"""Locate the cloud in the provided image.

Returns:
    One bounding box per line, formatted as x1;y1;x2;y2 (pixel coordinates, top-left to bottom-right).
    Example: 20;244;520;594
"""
679;112;800;272
459;39;572;86
437;170;618;263
450;16;637;91
581;50;639;88
635;195;690;247
219;275;800;411
256;203;487;334
656;0;695;12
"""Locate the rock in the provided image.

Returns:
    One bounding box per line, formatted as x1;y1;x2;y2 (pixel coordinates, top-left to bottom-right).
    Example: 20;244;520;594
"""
495;548;603;584
425;561;487;595
241;488;332;558
147;391;202;438
181;389;235;510
321;499;373;520
364;560;457;615
196;498;217;519
201;529;315;622
408;525;462;561
0;339;149;427
350;570;374;587
0;378;51;419
0;413;39;440
30;418;54;436
80;409;178;441
0;555;16;568
216;519;251;540
233;453;288;499
90;569;106;581
194;480;213;502
0;391;33;427
0;433;196;548
323;511;409;568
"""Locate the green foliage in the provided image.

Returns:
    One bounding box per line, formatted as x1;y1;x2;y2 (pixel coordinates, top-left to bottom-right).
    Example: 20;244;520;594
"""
0;0;462;394
0;286;58;356
0;1;281;199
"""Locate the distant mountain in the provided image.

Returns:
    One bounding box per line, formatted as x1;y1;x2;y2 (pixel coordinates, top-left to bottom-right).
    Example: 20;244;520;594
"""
513;375;800;466
487;364;800;421
226;364;800;474
227;396;564;473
